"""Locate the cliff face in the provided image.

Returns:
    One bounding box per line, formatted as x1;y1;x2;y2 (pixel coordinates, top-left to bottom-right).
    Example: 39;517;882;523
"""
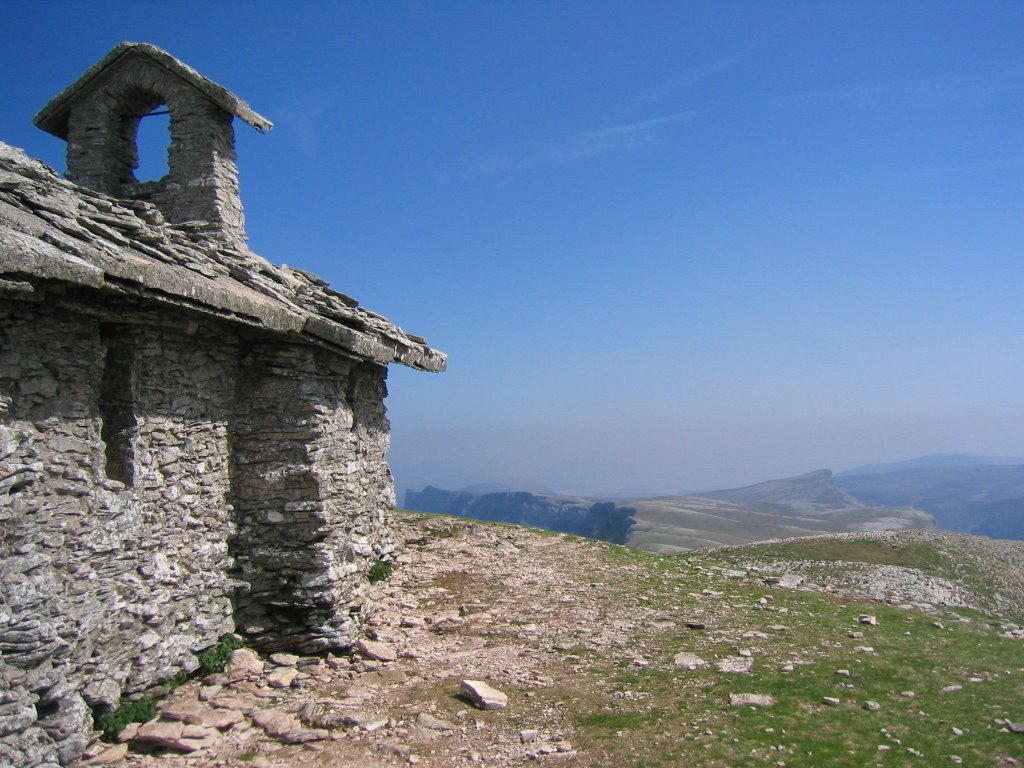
403;487;635;544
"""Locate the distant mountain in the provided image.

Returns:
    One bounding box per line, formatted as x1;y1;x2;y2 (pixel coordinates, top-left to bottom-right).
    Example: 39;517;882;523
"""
699;469;862;512
836;464;1024;539
840;454;1024;477
405;469;931;553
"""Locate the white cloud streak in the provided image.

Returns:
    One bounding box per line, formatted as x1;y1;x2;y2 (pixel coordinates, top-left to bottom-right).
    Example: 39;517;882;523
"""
641;57;738;103
472;111;695;176
783;67;1024;109
276;96;332;159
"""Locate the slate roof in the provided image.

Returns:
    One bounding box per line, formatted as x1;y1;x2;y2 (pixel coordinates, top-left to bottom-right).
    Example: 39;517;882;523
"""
34;42;273;139
0;141;446;372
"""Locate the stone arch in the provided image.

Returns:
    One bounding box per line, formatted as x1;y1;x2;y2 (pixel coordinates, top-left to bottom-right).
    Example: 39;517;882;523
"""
117;87;169;184
134;106;171;182
108;85;167;189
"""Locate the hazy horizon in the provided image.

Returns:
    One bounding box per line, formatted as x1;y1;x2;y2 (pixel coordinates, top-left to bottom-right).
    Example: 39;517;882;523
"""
393;450;1024;503
4;3;1022;500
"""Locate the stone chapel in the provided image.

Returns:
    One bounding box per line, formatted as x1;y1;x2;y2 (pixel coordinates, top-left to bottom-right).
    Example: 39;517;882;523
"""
0;42;444;766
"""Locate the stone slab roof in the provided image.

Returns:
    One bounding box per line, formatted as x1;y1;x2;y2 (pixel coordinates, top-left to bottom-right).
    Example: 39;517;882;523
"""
0;141;446;372
34;42;273;139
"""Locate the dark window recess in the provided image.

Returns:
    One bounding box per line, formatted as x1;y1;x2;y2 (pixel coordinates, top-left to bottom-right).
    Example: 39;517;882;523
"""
99;327;136;486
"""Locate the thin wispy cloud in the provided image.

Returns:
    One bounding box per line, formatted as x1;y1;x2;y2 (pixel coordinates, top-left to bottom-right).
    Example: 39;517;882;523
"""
472;111;695;176
785;81;958;108
641;16;798;104
641;57;738;103
276;96;332;159
783;67;1024;109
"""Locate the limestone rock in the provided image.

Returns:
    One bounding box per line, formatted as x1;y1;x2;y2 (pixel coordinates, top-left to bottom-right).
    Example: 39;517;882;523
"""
416;712;456;731
461;680;508;710
198;685;222;701
267;667;300;689
730;693;775;707
673;652;707;670
81;743;129;765
298;701;352;730
356;639;398;662
251;709;328;743
764;573;805;588
161;699;205;723
228;649;264;680
134;720;217;752
197;708;244;730
716;657;754;674
134;720;183;747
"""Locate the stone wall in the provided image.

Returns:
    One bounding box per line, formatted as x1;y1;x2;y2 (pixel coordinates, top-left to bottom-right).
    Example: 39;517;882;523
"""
0;290;396;765
231;344;396;652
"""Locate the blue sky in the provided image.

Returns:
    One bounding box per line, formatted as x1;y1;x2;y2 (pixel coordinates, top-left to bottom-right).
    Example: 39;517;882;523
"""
4;2;1023;497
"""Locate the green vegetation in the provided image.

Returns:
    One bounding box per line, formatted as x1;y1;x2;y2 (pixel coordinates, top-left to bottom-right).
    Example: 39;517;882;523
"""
561;538;1024;767
367;559;395;583
741;536;953;572
167;669;188;691
93;634;247;741
196;633;245;676
576;708;668;733
570;592;1024;766
95;696;157;742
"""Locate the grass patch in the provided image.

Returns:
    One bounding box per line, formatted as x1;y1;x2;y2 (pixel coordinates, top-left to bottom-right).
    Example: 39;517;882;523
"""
739;537;954;574
577;707;668;732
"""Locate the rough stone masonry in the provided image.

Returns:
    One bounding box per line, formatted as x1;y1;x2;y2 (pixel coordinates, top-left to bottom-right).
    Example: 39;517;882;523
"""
0;43;445;767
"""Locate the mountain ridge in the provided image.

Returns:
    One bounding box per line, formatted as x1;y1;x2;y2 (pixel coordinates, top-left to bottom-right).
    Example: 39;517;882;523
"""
698;468;863;511
405;469;931;552
835;464;1024;539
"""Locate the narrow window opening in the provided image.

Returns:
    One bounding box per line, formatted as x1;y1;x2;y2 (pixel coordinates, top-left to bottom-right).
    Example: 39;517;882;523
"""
134;106;171;182
99;326;137;487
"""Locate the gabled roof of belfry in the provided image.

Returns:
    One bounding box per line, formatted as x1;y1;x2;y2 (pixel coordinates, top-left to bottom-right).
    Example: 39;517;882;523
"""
34;42;273;139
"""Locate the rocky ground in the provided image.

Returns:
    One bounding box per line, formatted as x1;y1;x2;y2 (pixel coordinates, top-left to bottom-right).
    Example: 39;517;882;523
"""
78;514;1024;768
80;514;612;767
